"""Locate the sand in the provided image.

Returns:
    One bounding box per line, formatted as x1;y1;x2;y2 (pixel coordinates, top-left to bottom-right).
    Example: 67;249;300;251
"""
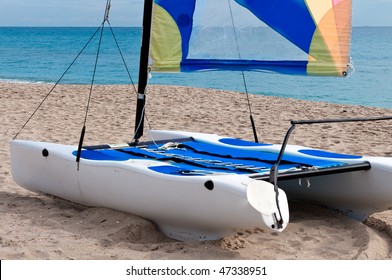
1;82;392;259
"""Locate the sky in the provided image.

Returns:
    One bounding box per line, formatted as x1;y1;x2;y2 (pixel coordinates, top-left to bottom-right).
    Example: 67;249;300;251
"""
0;0;391;27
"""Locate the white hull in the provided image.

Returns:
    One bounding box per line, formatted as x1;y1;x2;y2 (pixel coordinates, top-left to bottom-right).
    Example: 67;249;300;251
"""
10;132;290;241
10;130;392;240
151;130;392;221
278;158;392;220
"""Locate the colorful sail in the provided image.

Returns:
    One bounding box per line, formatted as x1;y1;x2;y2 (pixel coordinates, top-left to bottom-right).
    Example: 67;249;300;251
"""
150;0;352;77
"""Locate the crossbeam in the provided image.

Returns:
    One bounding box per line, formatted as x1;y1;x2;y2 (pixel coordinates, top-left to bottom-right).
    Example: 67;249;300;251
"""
251;161;371;181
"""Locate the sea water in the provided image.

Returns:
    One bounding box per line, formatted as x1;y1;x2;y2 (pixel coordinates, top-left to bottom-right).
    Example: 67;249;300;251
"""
0;26;391;108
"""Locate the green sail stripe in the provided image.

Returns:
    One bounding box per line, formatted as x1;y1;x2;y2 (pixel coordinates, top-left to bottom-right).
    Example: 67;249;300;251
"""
150;3;182;72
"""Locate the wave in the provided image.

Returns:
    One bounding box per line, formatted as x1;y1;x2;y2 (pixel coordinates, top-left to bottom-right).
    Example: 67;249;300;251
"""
0;78;52;84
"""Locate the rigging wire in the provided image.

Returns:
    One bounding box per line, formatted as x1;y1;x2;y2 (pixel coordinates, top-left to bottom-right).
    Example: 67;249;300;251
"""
107;22;138;94
130;89;149;145
75;21;106;169
76;0;113;168
14;0;138;141
227;0;259;143
76;0;140;166
12;0;138;169
12;25;103;140
227;0;282;226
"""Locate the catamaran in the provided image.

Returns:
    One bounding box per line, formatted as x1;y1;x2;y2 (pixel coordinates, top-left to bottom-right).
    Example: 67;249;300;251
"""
10;0;392;241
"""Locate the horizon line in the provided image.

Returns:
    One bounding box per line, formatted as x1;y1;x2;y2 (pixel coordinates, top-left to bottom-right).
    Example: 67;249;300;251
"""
1;25;392;28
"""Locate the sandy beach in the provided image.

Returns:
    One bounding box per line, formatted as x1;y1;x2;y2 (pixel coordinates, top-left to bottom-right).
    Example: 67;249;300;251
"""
1;82;392;259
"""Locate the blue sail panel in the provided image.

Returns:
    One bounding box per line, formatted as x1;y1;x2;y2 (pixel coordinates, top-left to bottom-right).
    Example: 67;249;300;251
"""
154;0;196;59
234;0;316;53
181;59;308;75
150;0;353;77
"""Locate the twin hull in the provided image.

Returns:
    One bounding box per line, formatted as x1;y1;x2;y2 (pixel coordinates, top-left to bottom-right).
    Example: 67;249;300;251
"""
10;130;392;240
10;135;289;241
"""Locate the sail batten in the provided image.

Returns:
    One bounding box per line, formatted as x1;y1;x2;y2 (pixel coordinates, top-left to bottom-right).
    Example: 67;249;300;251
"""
149;0;352;77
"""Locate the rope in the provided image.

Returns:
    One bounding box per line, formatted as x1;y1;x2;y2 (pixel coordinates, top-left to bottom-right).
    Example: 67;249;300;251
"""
13;25;103;140
14;0;138;142
86;23;105;126
76;21;105;169
227;0;259;143
76;0;111;168
107;22;137;94
130;89;148;145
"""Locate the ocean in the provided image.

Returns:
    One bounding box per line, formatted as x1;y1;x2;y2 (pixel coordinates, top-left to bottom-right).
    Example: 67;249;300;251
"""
0;26;391;108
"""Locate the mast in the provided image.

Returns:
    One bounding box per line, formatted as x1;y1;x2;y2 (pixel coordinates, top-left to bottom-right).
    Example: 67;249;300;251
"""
134;0;153;142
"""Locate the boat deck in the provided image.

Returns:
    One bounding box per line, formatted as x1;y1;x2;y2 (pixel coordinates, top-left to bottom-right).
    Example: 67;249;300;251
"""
76;137;371;179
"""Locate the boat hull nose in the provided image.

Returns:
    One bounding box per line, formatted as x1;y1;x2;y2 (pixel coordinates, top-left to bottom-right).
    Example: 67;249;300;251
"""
10;139;84;204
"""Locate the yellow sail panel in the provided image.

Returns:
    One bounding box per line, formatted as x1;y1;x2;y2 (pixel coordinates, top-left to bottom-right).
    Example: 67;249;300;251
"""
307;28;339;76
305;0;333;25
334;0;352;74
307;0;351;76
150;3;182;72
